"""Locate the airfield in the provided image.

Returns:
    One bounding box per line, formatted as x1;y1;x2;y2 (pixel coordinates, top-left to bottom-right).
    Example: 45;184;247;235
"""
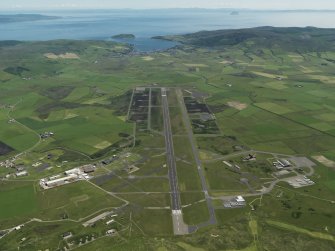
0;27;335;250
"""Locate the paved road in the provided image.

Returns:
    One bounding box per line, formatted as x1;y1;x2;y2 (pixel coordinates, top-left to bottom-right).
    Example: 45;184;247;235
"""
147;87;152;130
161;88;189;235
176;89;217;228
126;88;135;121
162;88;181;210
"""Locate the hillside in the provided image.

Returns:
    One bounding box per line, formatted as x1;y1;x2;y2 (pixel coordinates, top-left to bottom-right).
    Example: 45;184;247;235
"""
112;34;136;39
156;26;335;52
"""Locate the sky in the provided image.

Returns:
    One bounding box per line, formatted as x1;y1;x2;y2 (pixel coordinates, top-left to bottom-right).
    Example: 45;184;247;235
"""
1;0;335;10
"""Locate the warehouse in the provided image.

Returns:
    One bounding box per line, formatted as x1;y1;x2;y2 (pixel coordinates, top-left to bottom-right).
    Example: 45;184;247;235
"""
45;174;77;187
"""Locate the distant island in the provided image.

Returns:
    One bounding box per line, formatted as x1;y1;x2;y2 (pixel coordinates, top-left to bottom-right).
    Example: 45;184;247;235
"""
0;14;60;23
230;11;239;15
111;34;136;39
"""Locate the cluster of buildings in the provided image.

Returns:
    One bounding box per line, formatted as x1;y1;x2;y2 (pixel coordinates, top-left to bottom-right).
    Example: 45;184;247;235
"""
0;154;21;169
82;211;117;227
0;159;29;178
223;196;246;208
40;132;54;139
0;158;15;168
61;211;119;246
0;104;14;110
105;214;118;236
39;164;95;189
287;176;315;188
15;168;28;177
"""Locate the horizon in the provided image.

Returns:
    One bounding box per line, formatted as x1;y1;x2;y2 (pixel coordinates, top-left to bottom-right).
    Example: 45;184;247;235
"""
1;8;335;14
1;0;335;11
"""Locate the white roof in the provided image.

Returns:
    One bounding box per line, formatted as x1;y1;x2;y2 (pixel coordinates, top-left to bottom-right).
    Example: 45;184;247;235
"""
46;175;76;186
65;168;80;174
106;219;115;225
236;196;245;202
16;171;28;176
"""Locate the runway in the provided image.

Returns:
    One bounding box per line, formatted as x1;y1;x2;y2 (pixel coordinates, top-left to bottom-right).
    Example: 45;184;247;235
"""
161;88;189;235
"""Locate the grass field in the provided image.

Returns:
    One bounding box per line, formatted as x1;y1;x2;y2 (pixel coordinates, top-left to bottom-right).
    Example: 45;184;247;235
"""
183;201;210;225
266;220;335;241
0;182;38;220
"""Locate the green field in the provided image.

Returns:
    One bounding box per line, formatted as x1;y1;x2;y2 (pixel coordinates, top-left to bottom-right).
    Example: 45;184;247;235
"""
0;182;38;220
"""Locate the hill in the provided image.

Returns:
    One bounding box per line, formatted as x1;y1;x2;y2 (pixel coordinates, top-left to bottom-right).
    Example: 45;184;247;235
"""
155;26;335;52
112;34;136;39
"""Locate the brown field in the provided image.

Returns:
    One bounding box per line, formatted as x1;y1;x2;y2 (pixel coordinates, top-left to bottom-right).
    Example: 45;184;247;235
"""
44;52;80;59
312;155;335;168
227;101;248;111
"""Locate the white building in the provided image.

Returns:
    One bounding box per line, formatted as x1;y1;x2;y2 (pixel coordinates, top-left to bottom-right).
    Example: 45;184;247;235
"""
236;196;245;203
106;219;115;225
106;229;117;236
45;174;76;187
15;171;28;177
64;168;80;176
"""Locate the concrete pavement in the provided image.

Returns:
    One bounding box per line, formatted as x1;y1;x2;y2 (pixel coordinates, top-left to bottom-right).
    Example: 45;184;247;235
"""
161;88;189;235
176;88;217;228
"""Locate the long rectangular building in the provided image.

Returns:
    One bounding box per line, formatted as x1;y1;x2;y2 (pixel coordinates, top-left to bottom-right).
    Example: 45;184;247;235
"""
45;174;77;187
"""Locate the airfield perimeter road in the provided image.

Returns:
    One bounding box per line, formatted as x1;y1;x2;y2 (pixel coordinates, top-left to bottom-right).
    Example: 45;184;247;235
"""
161;88;189;235
176;88;217;229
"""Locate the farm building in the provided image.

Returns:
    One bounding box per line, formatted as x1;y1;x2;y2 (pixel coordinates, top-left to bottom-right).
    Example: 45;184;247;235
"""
15;171;28;177
82;164;95;173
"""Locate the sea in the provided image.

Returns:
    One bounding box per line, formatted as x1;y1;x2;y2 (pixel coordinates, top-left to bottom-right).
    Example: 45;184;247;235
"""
0;9;334;51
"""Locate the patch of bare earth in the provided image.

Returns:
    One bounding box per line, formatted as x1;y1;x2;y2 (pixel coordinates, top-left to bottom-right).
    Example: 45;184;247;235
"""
312;155;335;168
227;101;248;111
44;52;80;59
